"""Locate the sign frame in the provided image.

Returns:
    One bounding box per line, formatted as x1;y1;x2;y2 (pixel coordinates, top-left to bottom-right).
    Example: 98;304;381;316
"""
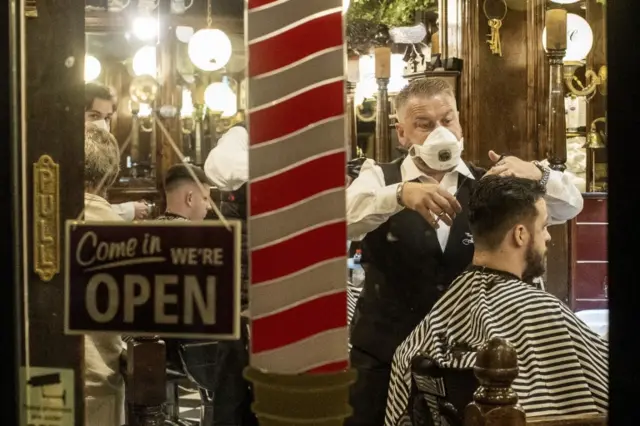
63;220;242;340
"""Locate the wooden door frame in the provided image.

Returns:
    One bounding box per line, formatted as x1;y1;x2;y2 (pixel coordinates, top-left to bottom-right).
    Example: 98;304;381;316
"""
1;0;24;423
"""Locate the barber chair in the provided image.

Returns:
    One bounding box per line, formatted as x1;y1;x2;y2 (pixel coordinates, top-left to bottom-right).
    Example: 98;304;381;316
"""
164;340;197;426
164;318;256;426
409;353;477;426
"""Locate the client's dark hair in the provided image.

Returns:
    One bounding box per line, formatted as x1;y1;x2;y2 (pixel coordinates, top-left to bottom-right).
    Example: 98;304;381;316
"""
164;164;212;192
469;175;546;250
85;82;115;111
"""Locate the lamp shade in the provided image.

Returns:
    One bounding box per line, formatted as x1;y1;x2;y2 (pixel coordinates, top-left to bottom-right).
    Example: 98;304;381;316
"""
133;16;157;41
204;81;236;112
542;13;593;62
132;45;157;77
188;29;232;72
85;55;101;82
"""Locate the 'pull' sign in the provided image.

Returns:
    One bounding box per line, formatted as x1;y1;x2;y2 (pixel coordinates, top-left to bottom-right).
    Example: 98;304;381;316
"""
64;220;242;340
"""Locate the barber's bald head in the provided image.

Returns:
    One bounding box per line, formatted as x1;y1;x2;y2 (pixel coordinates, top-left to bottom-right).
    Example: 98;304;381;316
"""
394;78;461;148
164;164;212;221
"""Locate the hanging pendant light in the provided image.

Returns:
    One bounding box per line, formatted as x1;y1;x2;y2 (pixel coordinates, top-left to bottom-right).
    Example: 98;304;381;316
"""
188;0;232;71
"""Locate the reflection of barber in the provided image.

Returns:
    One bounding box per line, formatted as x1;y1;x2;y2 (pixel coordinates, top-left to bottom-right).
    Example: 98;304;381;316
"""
85;82;149;220
203;125;257;426
345;78;584;426
204;124;249;306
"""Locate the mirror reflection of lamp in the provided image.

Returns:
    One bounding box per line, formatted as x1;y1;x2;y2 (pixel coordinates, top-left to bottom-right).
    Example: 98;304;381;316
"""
180;88;195;135
132;45;157;77
132;16;158;41
129;74;159;174
85;55;101;82
542;13;607;97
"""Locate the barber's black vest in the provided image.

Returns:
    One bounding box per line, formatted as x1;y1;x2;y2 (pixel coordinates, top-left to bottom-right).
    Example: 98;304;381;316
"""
350;157;485;363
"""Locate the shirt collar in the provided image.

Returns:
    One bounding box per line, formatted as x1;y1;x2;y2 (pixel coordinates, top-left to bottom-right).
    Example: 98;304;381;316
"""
400;156;476;182
162;211;189;220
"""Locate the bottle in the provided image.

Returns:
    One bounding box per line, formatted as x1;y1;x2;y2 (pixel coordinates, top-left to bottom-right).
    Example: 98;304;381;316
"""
351;249;365;289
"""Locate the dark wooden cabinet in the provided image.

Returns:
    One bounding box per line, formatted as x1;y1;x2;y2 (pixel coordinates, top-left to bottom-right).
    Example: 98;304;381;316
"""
569;194;608;311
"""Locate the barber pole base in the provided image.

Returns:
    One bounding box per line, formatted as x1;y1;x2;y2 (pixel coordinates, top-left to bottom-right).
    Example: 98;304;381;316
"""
244;367;356;426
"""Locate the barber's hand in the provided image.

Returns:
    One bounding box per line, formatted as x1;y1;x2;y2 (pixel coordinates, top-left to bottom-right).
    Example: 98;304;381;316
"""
485;150;542;180
400;182;462;228
133;201;149;220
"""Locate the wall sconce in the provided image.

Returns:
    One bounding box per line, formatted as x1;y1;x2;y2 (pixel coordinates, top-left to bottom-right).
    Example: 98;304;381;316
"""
204;78;237;114
132;45;157;77
136;103;154;133
585;116;606;149
543;12;607;97
584;116;606;192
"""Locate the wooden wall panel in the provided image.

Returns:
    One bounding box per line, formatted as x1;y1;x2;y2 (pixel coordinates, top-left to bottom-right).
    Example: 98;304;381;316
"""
456;0;548;167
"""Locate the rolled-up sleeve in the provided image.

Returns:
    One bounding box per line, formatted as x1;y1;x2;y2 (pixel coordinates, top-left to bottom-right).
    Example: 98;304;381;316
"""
346;160;403;240
544;169;584;225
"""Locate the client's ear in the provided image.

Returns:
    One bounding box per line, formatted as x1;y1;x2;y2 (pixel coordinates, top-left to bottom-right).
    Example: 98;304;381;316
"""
512;224;527;248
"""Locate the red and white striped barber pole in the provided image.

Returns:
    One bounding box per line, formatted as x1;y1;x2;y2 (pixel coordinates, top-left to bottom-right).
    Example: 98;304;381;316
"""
244;0;356;424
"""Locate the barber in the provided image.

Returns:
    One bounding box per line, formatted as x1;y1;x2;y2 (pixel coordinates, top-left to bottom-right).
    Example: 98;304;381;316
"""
203;124;258;426
345;78;584;426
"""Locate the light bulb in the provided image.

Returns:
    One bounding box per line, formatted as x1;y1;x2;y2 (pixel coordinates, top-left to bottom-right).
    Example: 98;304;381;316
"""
542;13;593;62
132;45;157;77
138;103;153;118
204;82;235;112
180;88;194;118
133;16;157;41
85;55;101;82
188;29;232;72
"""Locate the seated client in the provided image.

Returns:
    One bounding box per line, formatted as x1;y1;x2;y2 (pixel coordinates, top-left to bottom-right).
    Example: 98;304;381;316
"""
384;175;608;425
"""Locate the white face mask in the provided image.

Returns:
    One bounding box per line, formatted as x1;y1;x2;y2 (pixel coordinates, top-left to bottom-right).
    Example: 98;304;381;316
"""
92;119;109;131
409;126;464;171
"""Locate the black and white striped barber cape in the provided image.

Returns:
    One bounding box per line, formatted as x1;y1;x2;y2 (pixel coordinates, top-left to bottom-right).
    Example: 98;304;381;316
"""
347;280;362;326
384;266;608;426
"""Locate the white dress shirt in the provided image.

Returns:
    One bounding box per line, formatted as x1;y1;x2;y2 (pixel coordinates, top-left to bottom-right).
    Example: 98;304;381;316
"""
204;126;249;191
110;202;135;221
346;156;584;250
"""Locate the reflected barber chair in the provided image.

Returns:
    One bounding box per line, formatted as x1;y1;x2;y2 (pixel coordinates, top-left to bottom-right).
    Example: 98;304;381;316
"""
164;318;256;426
410;353;477;426
163;338;219;426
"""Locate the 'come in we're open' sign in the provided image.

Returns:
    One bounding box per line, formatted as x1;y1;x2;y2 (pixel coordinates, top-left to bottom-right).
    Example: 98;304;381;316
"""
63;221;242;340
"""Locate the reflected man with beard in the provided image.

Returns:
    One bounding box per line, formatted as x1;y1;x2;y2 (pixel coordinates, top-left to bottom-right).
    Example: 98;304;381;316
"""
384;176;608;425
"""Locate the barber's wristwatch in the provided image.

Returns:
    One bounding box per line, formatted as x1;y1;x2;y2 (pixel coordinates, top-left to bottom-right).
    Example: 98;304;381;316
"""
532;161;550;191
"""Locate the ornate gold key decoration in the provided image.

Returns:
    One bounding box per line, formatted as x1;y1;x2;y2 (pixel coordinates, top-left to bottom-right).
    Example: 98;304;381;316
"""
484;0;508;57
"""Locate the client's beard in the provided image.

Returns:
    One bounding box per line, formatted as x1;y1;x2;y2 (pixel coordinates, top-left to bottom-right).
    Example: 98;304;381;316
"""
522;239;546;284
